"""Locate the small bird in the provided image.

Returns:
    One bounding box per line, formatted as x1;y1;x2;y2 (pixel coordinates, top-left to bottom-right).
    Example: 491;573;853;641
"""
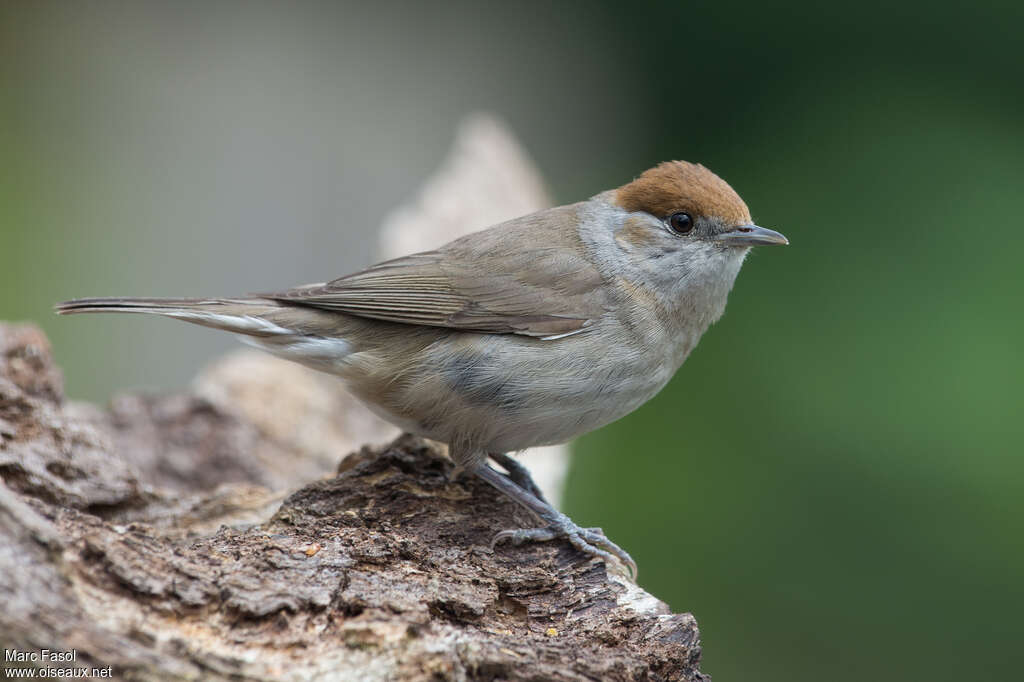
57;161;787;578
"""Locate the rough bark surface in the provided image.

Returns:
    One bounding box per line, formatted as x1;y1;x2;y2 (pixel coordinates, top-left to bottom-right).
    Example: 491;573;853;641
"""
0;323;707;681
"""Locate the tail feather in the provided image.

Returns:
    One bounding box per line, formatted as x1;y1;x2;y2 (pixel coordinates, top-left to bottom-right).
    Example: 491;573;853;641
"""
56;296;355;371
54;296;290;337
56;296;229;315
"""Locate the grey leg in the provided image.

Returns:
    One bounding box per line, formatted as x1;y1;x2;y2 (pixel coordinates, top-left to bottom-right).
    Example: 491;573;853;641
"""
487;452;548;504
473;462;637;579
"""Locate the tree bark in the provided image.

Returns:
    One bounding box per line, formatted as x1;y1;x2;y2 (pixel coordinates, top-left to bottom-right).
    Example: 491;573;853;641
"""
0;323;708;681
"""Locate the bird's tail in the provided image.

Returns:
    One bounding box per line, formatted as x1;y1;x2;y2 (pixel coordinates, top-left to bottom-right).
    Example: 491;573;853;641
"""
55;296;358;371
54;296;293;336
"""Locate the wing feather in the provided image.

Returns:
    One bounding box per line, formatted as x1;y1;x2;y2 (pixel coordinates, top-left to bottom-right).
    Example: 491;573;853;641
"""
265;205;609;338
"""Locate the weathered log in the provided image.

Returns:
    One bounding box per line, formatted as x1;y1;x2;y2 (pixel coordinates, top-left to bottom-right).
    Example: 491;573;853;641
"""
0;323;707;681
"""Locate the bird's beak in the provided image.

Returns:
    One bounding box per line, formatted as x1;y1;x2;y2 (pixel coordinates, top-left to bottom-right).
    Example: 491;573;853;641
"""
716;224;789;246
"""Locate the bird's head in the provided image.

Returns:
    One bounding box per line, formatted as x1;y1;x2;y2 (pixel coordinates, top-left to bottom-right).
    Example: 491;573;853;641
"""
605;159;785;280
582;160;787;327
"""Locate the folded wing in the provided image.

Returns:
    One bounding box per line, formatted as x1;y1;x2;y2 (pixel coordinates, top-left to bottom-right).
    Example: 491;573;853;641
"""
265;206;609;339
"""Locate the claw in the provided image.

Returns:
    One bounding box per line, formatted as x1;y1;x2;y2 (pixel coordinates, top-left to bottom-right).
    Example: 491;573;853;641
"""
490;526;558;549
491;520;637;580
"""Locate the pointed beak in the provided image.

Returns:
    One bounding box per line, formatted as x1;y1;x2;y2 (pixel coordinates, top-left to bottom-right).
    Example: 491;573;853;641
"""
717;224;789;247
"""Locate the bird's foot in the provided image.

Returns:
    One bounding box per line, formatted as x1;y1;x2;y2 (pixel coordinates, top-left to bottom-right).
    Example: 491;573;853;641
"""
472;459;637;579
491;516;637;579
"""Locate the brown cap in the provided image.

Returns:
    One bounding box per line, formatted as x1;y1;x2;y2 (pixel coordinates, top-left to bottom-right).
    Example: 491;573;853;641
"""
615;161;751;226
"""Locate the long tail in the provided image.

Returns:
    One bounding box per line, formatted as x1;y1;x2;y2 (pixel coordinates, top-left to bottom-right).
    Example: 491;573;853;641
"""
55;296;293;337
55;296;356;370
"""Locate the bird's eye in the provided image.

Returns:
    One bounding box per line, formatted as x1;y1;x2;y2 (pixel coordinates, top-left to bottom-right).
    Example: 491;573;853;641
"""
668;212;693;235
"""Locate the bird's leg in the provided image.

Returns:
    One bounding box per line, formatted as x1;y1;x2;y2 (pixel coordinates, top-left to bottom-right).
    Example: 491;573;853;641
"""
472;461;637;579
487;452;548;504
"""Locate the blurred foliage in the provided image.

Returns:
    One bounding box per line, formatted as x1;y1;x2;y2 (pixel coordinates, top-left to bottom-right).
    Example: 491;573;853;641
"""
566;2;1024;681
2;1;1022;680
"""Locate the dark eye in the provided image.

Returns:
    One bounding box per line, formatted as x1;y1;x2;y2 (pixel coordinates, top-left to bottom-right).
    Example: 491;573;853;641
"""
668;212;693;235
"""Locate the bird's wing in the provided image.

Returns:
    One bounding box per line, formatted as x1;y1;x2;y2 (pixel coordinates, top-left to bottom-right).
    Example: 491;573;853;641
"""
265;206;609;339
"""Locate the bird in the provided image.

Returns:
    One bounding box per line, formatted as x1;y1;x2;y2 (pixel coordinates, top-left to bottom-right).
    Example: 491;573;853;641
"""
57;160;788;578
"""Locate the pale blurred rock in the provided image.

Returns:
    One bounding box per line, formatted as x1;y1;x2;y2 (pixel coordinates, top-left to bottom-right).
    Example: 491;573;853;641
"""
193;349;399;486
379;113;553;258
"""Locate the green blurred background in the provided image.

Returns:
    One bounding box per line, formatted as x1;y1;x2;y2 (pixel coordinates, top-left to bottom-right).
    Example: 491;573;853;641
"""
2;1;1021;679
